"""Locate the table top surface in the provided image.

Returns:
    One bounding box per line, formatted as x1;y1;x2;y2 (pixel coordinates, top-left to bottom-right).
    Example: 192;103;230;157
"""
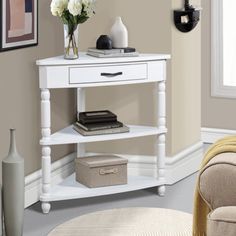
36;53;171;66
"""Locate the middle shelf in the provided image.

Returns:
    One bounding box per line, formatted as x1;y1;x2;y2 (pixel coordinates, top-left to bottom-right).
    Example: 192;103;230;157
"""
40;125;167;146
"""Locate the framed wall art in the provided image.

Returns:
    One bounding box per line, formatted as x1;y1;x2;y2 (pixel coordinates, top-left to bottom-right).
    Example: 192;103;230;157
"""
0;0;38;52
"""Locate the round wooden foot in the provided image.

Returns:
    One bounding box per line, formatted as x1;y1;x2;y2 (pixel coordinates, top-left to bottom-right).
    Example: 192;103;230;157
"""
157;185;166;197
42;202;51;214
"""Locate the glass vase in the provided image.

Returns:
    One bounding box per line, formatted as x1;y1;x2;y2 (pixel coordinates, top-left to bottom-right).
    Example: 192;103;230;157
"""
64;24;79;60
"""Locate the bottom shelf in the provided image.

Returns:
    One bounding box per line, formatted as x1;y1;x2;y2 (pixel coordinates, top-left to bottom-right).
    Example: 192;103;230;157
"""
40;174;164;202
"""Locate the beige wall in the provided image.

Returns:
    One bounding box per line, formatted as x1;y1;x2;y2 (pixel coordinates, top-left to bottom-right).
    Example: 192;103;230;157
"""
202;0;236;129
0;0;75;177
171;0;201;153
0;0;201;178
80;0;172;156
81;0;201;156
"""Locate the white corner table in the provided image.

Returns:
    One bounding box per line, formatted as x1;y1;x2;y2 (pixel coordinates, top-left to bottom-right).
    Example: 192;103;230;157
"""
36;53;171;213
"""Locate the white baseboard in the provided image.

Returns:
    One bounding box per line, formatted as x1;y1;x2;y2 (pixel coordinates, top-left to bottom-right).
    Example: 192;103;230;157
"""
127;141;203;185
25;141;204;208
165;142;203;184
24;153;76;208
201;127;236;144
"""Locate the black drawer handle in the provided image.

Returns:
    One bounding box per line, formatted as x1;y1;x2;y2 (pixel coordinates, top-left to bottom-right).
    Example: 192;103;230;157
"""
101;72;123;77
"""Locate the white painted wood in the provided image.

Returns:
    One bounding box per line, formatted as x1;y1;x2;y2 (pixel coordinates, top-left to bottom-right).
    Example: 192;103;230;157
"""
40;125;167;146
39;66;69;89
157;81;166;129
38;61;165;89
201;127;236;144
41;89;51;138
40;88;52;213
148;61;165;81
36;53;171;66
41;146;51;214
42;202;51;214
40;174;164;202
157;185;166;196
77;88;85;157
42;147;51;185
40;75;163;89
69;63;147;84
37;53;170;213
157;134;166;196
25;153;76;208
156;80;166;196
25;142;203;207
40;141;203;203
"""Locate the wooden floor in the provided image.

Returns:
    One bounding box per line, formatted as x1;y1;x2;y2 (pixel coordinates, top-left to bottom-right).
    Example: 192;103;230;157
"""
23;173;197;236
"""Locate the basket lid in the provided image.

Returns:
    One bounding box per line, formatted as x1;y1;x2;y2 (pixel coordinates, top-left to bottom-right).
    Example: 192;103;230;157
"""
75;155;128;168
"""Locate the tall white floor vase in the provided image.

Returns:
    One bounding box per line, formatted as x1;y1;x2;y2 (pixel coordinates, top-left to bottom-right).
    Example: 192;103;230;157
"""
2;129;24;236
110;16;128;48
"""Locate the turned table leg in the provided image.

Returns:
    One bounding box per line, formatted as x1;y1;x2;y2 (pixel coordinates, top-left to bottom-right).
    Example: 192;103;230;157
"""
41;89;51;213
157;81;166;196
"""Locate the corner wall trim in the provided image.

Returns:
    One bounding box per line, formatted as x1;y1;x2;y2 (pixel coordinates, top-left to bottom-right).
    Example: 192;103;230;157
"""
201;127;236;144
25;141;203;208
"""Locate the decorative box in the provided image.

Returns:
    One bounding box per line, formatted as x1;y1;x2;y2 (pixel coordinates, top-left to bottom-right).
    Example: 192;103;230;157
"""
75;155;128;188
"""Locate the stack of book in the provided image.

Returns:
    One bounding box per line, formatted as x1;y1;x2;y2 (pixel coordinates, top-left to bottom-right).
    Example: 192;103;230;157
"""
87;47;139;58
73;110;129;136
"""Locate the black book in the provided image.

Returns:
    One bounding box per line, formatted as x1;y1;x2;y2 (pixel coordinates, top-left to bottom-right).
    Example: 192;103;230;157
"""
78;110;117;124
76;121;123;131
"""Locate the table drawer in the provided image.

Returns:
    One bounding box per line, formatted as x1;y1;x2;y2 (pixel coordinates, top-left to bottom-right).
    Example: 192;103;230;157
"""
69;63;147;84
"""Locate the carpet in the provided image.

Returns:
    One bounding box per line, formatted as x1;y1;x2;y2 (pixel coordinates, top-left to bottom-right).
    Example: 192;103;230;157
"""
48;207;192;236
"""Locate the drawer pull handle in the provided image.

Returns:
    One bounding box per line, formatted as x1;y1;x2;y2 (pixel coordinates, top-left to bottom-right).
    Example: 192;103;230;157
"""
100;72;123;77
99;168;118;175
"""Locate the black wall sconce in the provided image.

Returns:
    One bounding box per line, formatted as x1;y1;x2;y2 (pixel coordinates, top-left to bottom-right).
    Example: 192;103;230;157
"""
174;0;201;33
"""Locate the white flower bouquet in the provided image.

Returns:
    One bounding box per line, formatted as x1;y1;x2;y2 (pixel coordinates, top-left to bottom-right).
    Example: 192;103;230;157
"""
50;0;95;59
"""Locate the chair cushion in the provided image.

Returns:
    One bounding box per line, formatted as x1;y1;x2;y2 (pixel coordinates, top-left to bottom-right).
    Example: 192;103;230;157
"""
199;152;236;210
207;206;236;236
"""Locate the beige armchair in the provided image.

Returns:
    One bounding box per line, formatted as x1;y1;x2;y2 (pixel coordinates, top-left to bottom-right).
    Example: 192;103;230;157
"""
198;152;236;236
